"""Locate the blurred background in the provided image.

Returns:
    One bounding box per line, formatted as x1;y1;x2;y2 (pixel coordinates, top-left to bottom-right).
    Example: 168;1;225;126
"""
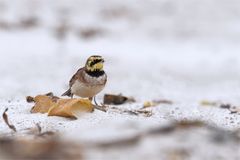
0;0;240;103
1;1;240;159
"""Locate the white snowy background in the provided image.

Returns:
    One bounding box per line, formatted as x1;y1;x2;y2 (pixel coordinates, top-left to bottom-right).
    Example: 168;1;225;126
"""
0;0;240;159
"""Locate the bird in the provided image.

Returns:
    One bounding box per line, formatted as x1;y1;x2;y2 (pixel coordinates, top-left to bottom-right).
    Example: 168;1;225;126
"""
62;55;107;103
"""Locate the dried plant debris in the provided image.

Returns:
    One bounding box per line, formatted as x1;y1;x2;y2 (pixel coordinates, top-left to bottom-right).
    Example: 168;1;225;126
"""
92;124;174;148
93;104;108;112
226;106;240;114
0;108;82;160
35;123;42;134
26;96;35;103
200;100;220;106
92;120;240;149
45;92;60;102
173;120;205;129
2;108;16;132
133;110;153;117
0;115;82;160
123;109;152;117
21;124;57;140
27;93;93;119
146;121;205;135
96;134;141;148
0;134;82;160
29;95;56;113
219;103;240;114
220;103;232;109
27;93;152;118
110;107;152;117
143;99;173;108
200;100;240;114
153;99;173;105
47;98;93;119
103;94;135;105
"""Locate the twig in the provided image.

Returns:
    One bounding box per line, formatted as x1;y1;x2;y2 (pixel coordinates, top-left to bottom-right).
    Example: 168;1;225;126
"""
36;123;42;134
93;105;108;112
2;108;17;132
110;107;152;117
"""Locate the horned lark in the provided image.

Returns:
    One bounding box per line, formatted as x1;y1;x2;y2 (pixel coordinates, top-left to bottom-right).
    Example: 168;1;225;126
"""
62;55;107;102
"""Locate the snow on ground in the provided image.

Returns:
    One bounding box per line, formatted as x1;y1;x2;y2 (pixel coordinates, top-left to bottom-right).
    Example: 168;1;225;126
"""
0;0;240;159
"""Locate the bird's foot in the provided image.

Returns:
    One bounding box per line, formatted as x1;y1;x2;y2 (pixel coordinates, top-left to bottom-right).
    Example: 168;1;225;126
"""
91;97;108;112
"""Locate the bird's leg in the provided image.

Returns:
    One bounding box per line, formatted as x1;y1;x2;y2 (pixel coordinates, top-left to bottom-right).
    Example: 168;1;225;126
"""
70;93;74;99
93;96;99;106
88;97;97;105
90;96;108;112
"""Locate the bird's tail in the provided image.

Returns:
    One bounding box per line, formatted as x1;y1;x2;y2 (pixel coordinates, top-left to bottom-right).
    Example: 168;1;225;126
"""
61;89;72;97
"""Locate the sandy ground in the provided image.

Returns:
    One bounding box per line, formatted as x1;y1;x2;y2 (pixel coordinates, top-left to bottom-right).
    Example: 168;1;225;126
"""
0;0;240;159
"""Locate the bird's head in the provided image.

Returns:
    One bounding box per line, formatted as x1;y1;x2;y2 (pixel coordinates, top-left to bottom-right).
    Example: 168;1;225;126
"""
85;55;105;72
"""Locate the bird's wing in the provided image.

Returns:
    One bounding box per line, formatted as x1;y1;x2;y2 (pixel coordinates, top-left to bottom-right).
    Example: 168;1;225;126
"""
103;73;107;85
69;67;87;87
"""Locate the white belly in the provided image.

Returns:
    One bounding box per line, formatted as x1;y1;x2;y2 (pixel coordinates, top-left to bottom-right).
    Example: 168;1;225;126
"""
71;80;105;98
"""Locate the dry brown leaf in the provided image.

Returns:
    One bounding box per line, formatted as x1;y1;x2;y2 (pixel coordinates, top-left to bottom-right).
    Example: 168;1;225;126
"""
30;95;56;113
103;94;135;105
48;98;94;118
27;93;94;119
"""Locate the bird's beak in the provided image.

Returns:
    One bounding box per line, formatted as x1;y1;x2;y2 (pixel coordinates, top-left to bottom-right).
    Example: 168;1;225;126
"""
102;59;105;63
